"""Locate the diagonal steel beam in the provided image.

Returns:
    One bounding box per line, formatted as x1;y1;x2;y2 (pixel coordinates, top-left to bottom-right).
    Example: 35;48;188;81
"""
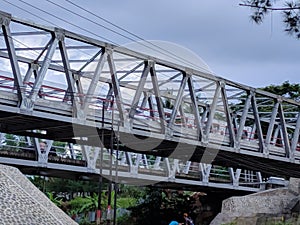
220;82;236;147
107;49;124;123
82;51;106;112
251;92;265;153
187;75;203;141
129;61;151;118
24;34;59;109
265;102;279;150
278;102;292;159
204;82;221;137
167;72;187;127
150;62;165;134
1;12;25;104
57;30;81;116
236;94;251;143
291;112;300;152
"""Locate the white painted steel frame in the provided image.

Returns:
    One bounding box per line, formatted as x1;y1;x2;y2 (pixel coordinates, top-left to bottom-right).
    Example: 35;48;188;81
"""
0;11;299;177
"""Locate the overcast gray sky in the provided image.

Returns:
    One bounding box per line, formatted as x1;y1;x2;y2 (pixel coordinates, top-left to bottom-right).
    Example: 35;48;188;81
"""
2;0;300;87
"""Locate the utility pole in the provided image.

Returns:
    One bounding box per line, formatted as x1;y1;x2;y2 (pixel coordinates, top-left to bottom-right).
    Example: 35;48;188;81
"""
96;100;105;225
113;122;120;225
106;96;114;225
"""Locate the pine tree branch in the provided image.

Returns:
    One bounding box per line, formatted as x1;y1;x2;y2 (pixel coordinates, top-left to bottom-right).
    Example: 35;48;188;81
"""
239;3;300;11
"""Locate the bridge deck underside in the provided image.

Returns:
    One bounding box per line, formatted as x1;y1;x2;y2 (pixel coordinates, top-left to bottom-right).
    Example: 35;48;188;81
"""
0;153;255;195
0;108;299;178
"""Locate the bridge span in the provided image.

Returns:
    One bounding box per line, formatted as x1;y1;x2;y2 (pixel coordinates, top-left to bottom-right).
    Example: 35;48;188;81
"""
0;134;267;193
0;10;299;182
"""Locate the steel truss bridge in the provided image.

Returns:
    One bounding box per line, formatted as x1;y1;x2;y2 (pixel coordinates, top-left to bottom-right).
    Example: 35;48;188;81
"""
0;10;299;192
0;134;265;193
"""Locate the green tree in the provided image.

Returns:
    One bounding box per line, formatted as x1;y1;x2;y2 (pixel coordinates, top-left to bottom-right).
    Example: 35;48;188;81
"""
2;134;27;151
260;81;300;101
118;184;145;202
78;193;101;213
241;0;300;38
43;177;99;197
127;188;196;225
28;176;48;192
29;176;143;224
46;192;63;208
130;187;163;225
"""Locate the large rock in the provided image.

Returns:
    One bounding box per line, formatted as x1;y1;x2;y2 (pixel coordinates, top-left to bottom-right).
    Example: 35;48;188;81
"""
221;188;296;217
289;177;300;194
210;179;300;225
0;164;78;225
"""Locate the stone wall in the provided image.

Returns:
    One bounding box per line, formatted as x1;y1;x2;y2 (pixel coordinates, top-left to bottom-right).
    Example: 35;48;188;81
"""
0;164;78;225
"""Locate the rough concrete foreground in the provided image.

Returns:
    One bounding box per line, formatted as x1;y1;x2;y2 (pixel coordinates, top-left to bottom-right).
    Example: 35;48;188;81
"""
0;164;78;225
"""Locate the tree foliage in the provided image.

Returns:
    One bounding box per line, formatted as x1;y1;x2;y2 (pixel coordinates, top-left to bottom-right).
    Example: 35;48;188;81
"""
242;0;300;38
46;192;62;208
260;81;300;101
128;188;197;225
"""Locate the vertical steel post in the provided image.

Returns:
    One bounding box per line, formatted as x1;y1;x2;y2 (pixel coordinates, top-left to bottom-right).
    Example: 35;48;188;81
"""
96;100;105;225
113;123;120;225
107;96;114;225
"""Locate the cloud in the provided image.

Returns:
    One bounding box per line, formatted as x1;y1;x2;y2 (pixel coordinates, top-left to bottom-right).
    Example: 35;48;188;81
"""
2;0;300;88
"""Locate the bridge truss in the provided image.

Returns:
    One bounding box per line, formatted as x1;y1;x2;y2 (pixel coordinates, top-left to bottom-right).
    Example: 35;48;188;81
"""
0;134;265;193
0;10;299;180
